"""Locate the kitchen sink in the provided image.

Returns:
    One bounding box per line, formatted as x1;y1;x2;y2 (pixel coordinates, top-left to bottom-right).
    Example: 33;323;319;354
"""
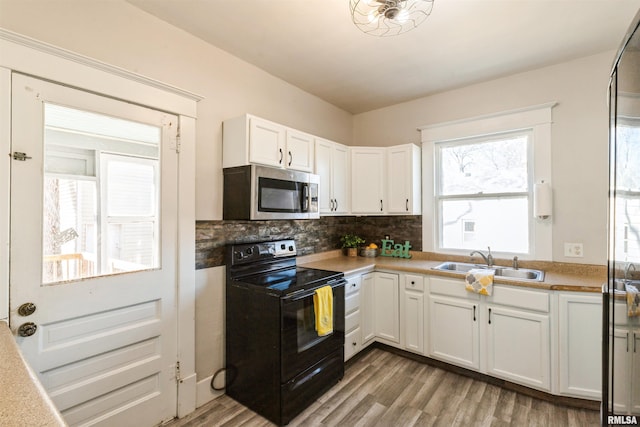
432;262;544;282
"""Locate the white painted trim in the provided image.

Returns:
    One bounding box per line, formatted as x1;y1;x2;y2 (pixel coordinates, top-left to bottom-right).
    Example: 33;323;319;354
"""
0;28;202;117
196;375;224;409
177;116;197;418
0;67;10;323
420;103;556;260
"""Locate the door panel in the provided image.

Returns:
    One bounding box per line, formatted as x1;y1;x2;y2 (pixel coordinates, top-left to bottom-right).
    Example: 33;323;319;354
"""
9;73;178;427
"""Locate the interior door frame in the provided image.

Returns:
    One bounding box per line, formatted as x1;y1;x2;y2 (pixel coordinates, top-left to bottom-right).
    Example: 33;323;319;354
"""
0;29;201;419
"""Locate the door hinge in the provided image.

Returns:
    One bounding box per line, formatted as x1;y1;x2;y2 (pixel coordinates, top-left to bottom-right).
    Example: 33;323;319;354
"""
175;360;183;383
175;134;181;154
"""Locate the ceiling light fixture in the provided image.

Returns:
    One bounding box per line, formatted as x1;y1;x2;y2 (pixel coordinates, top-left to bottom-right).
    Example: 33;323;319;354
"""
350;0;435;37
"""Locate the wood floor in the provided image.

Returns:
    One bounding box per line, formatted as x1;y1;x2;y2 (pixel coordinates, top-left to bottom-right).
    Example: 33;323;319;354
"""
167;348;600;427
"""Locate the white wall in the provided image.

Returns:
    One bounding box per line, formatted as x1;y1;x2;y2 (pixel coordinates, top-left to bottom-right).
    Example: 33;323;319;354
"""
0;0;353;221
353;52;613;265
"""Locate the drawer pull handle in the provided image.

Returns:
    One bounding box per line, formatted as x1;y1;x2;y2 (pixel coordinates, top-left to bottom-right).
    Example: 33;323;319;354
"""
488;308;492;325
473;305;476;322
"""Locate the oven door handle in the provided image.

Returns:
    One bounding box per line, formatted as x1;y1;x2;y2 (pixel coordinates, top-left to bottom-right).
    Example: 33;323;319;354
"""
282;279;346;302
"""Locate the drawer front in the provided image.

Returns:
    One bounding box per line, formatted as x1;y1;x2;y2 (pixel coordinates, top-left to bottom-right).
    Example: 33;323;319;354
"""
346;292;360;314
405;274;425;292
345;327;361;361
345;275;362;295
345;309;360;333
488;285;549;313
430;277;480;301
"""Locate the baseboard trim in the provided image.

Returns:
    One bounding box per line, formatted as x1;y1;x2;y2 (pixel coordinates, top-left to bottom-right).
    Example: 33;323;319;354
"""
196;375;224;409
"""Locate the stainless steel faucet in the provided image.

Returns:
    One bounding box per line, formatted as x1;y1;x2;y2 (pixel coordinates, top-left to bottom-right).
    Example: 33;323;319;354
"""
625;262;636;280
470;246;493;267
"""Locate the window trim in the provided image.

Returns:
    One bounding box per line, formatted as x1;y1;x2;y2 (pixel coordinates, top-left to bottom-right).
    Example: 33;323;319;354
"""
419;103;556;260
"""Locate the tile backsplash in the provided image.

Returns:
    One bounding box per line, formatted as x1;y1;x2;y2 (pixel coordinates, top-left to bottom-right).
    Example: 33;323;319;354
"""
195;215;422;269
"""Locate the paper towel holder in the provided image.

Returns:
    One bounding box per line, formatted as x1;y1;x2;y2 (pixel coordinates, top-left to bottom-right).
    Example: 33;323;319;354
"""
534;180;552;220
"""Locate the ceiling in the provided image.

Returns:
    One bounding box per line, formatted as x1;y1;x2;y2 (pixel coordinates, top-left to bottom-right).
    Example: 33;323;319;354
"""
127;0;640;114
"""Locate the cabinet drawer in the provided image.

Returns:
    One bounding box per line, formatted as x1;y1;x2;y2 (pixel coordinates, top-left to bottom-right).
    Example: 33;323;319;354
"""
345;327;361;361
345;275;362;295
489;285;549;313
405;274;424;292
430;277;480;300
346;292;360;314
346;309;360;333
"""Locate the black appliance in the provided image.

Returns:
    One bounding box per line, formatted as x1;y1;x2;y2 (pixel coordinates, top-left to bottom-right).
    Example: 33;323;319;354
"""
225;239;346;426
223;165;320;220
603;8;640;425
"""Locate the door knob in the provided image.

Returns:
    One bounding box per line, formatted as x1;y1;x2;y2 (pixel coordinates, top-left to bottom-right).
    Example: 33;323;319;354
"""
17;302;36;316
17;322;37;337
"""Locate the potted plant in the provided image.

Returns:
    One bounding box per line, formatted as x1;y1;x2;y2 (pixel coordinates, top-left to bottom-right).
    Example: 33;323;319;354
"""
340;233;365;257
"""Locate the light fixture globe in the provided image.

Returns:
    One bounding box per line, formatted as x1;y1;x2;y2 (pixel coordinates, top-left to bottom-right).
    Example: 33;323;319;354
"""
350;0;435;37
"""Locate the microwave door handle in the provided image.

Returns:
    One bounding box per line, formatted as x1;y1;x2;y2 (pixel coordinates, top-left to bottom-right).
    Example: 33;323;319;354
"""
301;183;309;212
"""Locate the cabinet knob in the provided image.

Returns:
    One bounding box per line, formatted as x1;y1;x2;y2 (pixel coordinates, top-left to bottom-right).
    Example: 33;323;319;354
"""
352;342;357;346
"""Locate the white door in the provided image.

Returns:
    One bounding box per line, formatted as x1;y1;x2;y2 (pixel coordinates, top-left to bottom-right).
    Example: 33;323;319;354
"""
9;73;179;427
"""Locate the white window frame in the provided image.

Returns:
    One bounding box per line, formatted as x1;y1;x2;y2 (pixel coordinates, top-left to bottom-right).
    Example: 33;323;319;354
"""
419;103;556;261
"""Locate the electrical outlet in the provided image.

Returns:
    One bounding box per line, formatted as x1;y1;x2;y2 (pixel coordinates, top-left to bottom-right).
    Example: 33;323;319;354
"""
564;243;583;257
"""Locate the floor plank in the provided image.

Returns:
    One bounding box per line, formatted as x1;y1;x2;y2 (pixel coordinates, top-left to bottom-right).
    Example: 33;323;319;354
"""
164;348;600;427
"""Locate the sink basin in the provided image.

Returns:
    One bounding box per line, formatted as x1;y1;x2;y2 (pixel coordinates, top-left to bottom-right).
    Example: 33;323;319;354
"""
432;262;544;282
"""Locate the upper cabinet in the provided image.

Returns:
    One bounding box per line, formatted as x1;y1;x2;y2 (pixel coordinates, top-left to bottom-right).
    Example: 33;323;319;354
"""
351;144;421;215
223;114;314;172
351;147;386;214
315;138;349;215
387;144;421;215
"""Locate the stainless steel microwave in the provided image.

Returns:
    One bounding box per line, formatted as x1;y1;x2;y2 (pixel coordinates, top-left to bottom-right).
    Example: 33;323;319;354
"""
223;165;319;220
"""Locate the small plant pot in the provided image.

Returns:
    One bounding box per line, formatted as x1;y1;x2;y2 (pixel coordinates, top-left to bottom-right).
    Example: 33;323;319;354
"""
345;247;358;257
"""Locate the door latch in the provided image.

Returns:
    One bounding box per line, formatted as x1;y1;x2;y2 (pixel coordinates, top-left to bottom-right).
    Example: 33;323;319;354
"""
17;322;37;337
11;152;32;161
17;302;36;316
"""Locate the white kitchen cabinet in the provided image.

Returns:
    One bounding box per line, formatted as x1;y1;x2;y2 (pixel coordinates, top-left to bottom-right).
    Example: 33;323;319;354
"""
223;114;315;172
360;272;376;345
612;301;640;414
285;129;314;172
373;272;400;345
485;304;550;390
344;274;362;361
387;144;421;214
558;292;602;399
351;147;386;214
400;274;425;354
428;277;480;370
315;138;349;214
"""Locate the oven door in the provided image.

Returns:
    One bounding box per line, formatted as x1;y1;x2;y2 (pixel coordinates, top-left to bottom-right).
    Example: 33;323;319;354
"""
281;279;345;382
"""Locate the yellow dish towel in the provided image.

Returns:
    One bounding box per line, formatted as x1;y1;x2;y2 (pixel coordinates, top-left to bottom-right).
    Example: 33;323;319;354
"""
626;282;640;317
465;269;495;296
314;285;333;336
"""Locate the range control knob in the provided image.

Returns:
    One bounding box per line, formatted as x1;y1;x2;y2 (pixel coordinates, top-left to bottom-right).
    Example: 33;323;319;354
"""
245;247;253;255
280;244;286;250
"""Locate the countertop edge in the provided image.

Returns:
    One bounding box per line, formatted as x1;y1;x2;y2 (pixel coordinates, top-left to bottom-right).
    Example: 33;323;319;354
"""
0;321;67;427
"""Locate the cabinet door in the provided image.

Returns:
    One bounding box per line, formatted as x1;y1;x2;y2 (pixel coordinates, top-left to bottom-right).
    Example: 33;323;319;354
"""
613;328;632;413
387;145;411;214
558;293;602;399
315;139;333;213
360;273;376;344
429;295;479;370
249;117;285;167
485;305;550;391
351;148;385;214
633;331;640;414
374;272;399;344
332;143;349;214
403;290;424;354
286;130;314;172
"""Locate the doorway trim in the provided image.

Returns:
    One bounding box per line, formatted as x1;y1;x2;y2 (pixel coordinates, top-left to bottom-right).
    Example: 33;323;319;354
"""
0;28;201;419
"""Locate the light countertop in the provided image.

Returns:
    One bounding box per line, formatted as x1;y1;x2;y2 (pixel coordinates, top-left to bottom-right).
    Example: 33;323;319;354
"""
299;250;606;293
0;322;67;427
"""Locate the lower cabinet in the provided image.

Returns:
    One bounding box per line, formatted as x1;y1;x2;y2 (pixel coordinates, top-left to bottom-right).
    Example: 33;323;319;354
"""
400;274;425;354
344;274;362;361
611;301;640;414
360;272;376;345
373;272;400;344
558;292;601;399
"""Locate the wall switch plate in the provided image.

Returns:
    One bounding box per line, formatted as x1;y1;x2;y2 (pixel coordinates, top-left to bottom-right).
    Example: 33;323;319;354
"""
564;243;584;257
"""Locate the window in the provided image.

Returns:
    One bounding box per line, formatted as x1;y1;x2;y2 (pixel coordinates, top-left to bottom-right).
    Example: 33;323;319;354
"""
419;103;555;259
436;132;531;253
42;103;161;284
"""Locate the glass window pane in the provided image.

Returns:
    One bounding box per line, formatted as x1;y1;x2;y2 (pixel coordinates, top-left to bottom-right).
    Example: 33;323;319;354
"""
616;124;640;191
42;103;161;284
440;135;528;196
441;198;529;253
